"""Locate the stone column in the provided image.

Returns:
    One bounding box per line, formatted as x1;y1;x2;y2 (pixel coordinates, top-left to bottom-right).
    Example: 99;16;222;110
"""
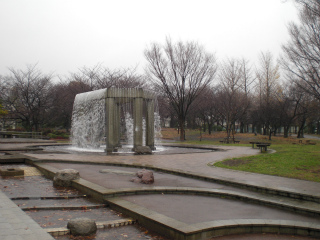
114;103;121;147
133;90;143;150
146;100;155;150
105;97;116;153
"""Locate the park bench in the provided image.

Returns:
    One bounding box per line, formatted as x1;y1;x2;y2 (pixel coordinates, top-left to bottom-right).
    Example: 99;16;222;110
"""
249;141;262;148
256;143;271;152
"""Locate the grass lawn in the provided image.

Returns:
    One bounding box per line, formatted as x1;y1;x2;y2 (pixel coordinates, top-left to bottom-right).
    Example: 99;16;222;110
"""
213;144;320;182
160;128;320;182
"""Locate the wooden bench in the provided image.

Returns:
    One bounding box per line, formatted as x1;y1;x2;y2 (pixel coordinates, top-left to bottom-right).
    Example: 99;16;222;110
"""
256;143;271;152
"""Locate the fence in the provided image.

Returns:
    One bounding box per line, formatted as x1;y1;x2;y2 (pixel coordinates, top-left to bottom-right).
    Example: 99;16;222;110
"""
0;131;43;139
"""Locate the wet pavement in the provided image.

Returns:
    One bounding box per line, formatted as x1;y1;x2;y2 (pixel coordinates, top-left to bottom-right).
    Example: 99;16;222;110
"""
1;141;320;239
23;144;320;199
26;208;125;228
54;224;170;240
44;162;249;192
210;233;317;240
121;194;320;224
0;173;82;198
0;172;166;239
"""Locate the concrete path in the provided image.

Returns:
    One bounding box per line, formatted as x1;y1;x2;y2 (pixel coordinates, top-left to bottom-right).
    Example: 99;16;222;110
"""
2;142;320;239
0;190;54;240
25;144;320;199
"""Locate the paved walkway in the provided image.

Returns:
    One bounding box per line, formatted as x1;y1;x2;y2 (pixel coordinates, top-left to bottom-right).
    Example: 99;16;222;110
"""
0;190;54;240
1;142;320;239
25;144;320;199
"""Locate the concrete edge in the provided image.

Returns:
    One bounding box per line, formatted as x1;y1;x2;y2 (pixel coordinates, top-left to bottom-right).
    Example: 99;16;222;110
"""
13;160;320;239
106;197;320;240
32;159;320;203
102;187;320;217
32;162;320;217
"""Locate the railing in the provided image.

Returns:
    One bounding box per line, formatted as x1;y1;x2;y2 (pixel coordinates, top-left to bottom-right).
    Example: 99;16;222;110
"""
0;131;43;139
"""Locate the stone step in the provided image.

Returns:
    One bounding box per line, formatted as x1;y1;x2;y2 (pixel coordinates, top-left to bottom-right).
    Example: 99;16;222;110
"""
46;218;136;237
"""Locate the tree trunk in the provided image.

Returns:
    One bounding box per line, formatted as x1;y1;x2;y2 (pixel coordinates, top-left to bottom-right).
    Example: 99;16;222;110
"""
179;118;185;141
263;126;267;135
284;126;289;138
207;118;212;135
203;117;207;133
170;114;175;128
240;122;244;133
268;128;272;140
226;121;231;139
251;124;255;134
297;117;306;138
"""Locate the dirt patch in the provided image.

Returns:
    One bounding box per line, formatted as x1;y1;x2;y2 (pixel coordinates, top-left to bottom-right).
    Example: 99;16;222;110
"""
296;166;320;174
311;168;320;174
222;159;252;167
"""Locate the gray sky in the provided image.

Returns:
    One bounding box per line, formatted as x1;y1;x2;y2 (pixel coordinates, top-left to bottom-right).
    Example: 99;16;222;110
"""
0;0;299;79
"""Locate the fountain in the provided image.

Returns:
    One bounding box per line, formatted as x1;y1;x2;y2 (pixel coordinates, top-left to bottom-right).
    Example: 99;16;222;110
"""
71;88;159;153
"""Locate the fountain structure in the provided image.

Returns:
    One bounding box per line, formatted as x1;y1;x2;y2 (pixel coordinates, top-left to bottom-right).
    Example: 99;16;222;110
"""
71;88;158;153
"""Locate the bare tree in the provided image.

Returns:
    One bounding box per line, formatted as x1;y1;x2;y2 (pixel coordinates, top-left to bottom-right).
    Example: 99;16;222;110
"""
1;65;54;131
256;52;281;139
273;83;301;138
294;0;320;18
239;58;255;133
0;76;7;116
51;65;146;131
281;0;320;100
217;58;247;139
69;64;145;90
196;87;217;135
144;38;217;141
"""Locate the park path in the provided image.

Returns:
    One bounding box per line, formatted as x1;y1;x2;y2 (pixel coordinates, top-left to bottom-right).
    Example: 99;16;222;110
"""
25;144;320;199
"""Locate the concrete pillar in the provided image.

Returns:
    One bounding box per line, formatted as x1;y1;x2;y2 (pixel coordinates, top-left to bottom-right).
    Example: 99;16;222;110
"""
104;88;155;153
133;96;143;150
106;97;116;153
114;103;121;147
146;100;155;150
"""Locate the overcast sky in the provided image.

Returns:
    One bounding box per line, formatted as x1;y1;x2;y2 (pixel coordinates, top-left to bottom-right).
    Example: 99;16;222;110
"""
0;0;299;79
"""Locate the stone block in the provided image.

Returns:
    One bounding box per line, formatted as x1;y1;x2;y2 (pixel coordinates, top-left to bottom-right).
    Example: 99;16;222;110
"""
53;169;80;187
0;168;24;176
67;218;97;236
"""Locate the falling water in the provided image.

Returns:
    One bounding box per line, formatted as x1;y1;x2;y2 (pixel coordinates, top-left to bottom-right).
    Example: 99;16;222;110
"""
71;89;106;149
70;88;161;152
